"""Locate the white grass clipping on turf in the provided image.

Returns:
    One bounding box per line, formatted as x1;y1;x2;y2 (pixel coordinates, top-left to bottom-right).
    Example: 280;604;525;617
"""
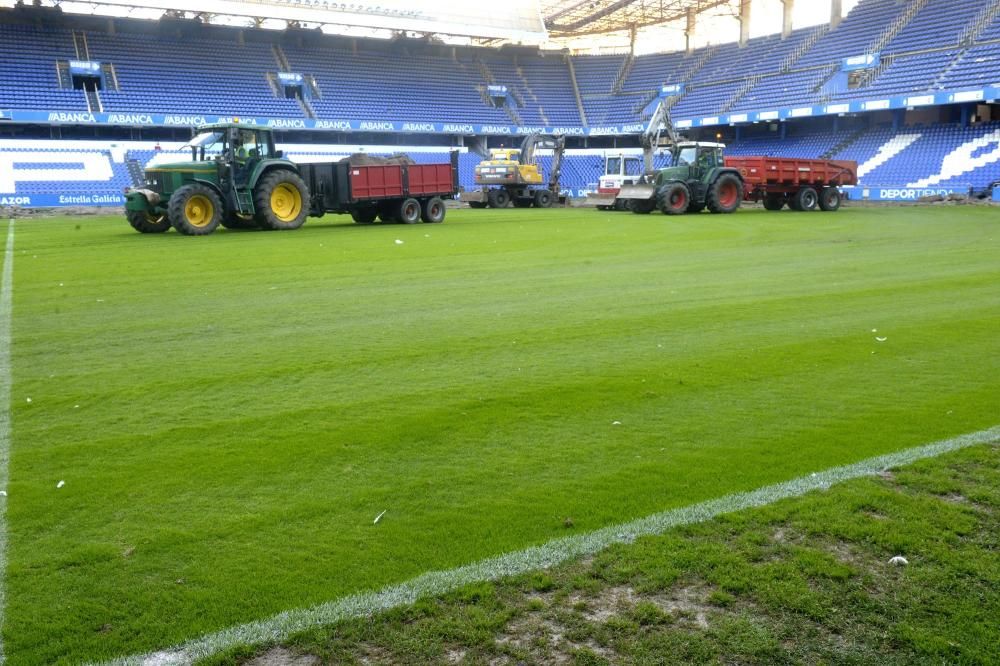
96;425;1000;666
0;219;14;664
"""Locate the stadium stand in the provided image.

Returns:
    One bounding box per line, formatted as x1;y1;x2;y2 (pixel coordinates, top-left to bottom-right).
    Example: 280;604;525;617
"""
3;0;1000;204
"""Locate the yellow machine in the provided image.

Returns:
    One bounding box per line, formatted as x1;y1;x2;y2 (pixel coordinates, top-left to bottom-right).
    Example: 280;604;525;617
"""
461;134;565;208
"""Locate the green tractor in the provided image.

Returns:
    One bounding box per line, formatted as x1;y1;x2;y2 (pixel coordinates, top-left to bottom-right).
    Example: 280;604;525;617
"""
617;141;744;215
125;122;310;235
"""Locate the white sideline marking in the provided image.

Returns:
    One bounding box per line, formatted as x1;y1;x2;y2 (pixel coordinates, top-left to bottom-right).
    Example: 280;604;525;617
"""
0;219;14;664
96;425;1000;666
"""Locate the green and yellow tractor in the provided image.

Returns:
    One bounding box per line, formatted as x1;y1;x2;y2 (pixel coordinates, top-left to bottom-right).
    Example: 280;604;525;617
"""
125;122;310;235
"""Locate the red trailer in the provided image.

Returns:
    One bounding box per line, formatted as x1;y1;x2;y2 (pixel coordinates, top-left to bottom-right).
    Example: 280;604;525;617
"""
724;156;857;212
298;152;459;224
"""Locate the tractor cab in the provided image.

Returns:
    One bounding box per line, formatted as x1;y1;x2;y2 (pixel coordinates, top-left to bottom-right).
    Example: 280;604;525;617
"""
180;125;280;187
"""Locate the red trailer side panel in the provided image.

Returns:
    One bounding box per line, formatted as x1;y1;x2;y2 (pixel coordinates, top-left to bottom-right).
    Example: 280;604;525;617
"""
407;164;454;196
726;156;857;189
348;165;405;199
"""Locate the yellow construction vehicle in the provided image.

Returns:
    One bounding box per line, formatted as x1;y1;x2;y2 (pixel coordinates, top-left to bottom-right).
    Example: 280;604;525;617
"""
461;133;566;208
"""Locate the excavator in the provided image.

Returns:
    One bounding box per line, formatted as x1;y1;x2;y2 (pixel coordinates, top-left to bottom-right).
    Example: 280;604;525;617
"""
587;99;679;211
462;133;566;208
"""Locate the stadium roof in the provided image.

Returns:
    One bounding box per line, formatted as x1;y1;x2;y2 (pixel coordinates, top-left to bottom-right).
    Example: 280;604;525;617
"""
541;0;733;37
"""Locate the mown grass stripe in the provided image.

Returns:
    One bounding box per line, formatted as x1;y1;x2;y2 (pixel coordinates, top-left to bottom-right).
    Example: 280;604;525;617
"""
0;219;15;664
101;425;1000;666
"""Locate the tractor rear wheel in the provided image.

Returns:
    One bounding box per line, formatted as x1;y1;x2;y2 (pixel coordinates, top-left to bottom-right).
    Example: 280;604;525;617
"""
763;194;785;211
126;210;171;233
534;189;553;208
707;174;743;214
168;184;223;235
421;197;446;223
657;182;690;215
351;207;378;224
793;187;819;212
819;187;842;211
254;170;310;230
398;198;422;224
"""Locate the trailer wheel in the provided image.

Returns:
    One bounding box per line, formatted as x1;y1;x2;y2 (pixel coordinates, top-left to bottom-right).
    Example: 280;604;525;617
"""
819;187;842;212
534;189;553;208
168;184;223;235
630;198;656;214
126;210;171;233
351;207;378;224
793;187;819;212
707;174;743;214
421;197;446;223
254;170;310;230
657;182;690;215
763;194;785;211
398;198;422;224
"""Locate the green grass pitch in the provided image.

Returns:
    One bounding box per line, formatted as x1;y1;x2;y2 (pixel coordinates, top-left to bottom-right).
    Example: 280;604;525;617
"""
4;205;999;663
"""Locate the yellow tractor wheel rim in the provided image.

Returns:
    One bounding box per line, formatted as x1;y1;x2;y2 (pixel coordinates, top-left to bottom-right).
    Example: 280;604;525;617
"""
184;194;214;228
271;183;302;222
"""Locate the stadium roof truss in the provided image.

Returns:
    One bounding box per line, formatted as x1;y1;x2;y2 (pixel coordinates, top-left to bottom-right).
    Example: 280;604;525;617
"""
542;0;735;37
34;0;548;42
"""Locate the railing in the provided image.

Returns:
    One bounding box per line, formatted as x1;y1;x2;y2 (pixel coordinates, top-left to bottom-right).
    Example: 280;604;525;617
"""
779;25;829;72
867;0;931;54
959;0;1000;44
564;55;588;127
721;73;765;113
612;53;634;94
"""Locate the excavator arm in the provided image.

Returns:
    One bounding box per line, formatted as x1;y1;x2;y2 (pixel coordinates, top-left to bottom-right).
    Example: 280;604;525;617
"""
518;133;566;192
641;99;680;175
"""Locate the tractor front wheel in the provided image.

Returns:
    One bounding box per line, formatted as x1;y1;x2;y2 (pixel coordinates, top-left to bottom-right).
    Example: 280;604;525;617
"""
254;170;310;230
707;174;743;214
168;184;223;235
657;182;690;215
126;210;171;233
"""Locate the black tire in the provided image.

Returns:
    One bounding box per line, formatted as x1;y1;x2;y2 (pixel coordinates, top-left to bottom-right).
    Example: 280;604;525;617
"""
513;197;532;208
126;210;171;233
398;198;421;224
468;201;488;209
630;198;656;214
762;194;785;211
657;182;690;215
421;197;446;223
351;207;378;224
168;184;223;236
220;212;259;230
819;187;842;212
706;173;743;214
613;198;628;212
534;189;553;208
488;189;510;208
253;169;310;230
788;196;802;211
793;187;819;212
